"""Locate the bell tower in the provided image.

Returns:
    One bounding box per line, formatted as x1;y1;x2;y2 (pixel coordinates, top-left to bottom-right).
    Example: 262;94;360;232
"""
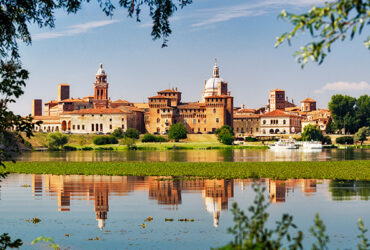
94;64;109;108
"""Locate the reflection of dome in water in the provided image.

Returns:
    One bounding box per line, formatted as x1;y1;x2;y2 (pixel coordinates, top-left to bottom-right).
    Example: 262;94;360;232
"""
204;197;221;228
97;218;105;230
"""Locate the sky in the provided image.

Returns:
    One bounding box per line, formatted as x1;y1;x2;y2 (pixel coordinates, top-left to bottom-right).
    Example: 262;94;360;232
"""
10;0;370;115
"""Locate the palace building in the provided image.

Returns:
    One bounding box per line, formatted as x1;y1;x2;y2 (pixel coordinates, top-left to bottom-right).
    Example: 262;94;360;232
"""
146;61;233;134
32;64;145;133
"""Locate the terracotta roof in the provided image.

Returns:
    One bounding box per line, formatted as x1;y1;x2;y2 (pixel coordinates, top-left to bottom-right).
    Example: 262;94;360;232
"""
285;107;301;111
301;98;316;103
270;89;284;92
261;109;302;118
149;95;170;99
234;114;260;119
235;108;256;114
62;108;131;115
45;100;58;105
134;103;149;109
58;83;69;86
121;106;145;112
158;89;181;93
178;102;206;109
61;98;89;103
33;116;60;120
113;99;132;104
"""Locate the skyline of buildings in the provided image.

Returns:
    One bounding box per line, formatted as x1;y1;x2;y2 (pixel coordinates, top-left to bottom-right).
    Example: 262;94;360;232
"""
31;62;330;137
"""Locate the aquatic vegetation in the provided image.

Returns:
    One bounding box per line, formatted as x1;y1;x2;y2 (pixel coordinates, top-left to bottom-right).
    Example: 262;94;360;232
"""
140;223;146;228
21;184;30;187
32;218;41;224
178;218;194;222
145;216;153;222
31;236;59;250
165;218;174;222
215;184;369;250
3;160;370;180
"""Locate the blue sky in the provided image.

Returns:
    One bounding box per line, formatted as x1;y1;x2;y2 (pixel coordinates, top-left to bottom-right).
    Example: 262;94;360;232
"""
11;0;370;115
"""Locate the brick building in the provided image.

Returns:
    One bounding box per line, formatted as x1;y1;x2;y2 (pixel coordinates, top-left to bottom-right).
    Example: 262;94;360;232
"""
32;64;145;133
146;62;233;134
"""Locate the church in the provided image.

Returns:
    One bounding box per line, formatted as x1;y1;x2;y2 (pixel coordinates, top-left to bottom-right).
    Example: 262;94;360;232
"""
31;62;234;135
146;61;234;134
31;64;145;133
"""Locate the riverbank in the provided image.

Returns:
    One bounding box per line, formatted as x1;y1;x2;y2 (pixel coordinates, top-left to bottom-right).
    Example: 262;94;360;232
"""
3;160;370;180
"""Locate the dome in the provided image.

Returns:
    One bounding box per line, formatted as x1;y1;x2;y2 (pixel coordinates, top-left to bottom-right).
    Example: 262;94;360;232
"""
205;77;224;90
96;63;106;75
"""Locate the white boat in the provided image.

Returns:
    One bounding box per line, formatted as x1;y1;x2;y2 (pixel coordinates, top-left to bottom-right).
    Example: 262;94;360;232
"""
269;138;298;150
302;141;323;150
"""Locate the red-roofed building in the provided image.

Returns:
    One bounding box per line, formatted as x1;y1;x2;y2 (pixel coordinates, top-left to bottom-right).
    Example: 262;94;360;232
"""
259;109;303;135
146;62;233;134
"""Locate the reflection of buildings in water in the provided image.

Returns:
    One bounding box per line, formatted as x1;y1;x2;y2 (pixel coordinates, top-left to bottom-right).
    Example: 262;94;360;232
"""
148;177;182;208
202;179;234;228
30;174;235;229
268;179;317;203
36;175;147;230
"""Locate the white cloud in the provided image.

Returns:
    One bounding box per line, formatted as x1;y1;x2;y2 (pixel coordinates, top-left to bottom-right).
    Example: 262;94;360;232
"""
33;20;121;40
192;0;327;27
315;81;370;94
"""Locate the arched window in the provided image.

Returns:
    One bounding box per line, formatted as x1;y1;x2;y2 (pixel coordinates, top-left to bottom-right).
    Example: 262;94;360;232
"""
157;118;160;123
283;120;286;125
213;109;216;113
263;120;266;125
269;129;274;134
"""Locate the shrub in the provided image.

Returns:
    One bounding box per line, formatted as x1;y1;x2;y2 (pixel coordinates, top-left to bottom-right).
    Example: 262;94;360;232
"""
302;124;323;141
141;134;168;143
322;136;332;145
112;128;124;139
78;135;87;146
125;128;140;139
81;146;93;151
93;136;118;145
218;128;234;145
142;134;157;142
354;127;369;145
215;125;234;135
244;136;258;142
155;136;167;142
121;137;137;150
63;145;77;151
336;136;354;145
168;123;187;142
46;132;68;150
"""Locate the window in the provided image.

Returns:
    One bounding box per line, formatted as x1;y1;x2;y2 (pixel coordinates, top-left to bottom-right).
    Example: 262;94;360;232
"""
236;128;239;132
82;125;85;130
256;128;258;132
283;120;286;125
184;119;187;124
77;125;80;130
213;109;216;113
72;125;75;130
110;125;112;129
193;119;196;124
100;124;103;131
263;120;266;125
216;118;219;123
122;118;124;121
96;124;99;131
91;124;94;131
157;118;160;123
100;114;103;117
204;119;206;124
204;128;206;131
122;125;124;129
110;118;112;122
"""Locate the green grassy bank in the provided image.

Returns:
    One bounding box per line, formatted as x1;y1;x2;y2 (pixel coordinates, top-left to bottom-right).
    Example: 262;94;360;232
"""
3;160;370;180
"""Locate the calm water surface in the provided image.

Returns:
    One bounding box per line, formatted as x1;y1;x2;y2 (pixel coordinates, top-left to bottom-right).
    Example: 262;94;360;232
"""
16;148;370;162
1;174;369;249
